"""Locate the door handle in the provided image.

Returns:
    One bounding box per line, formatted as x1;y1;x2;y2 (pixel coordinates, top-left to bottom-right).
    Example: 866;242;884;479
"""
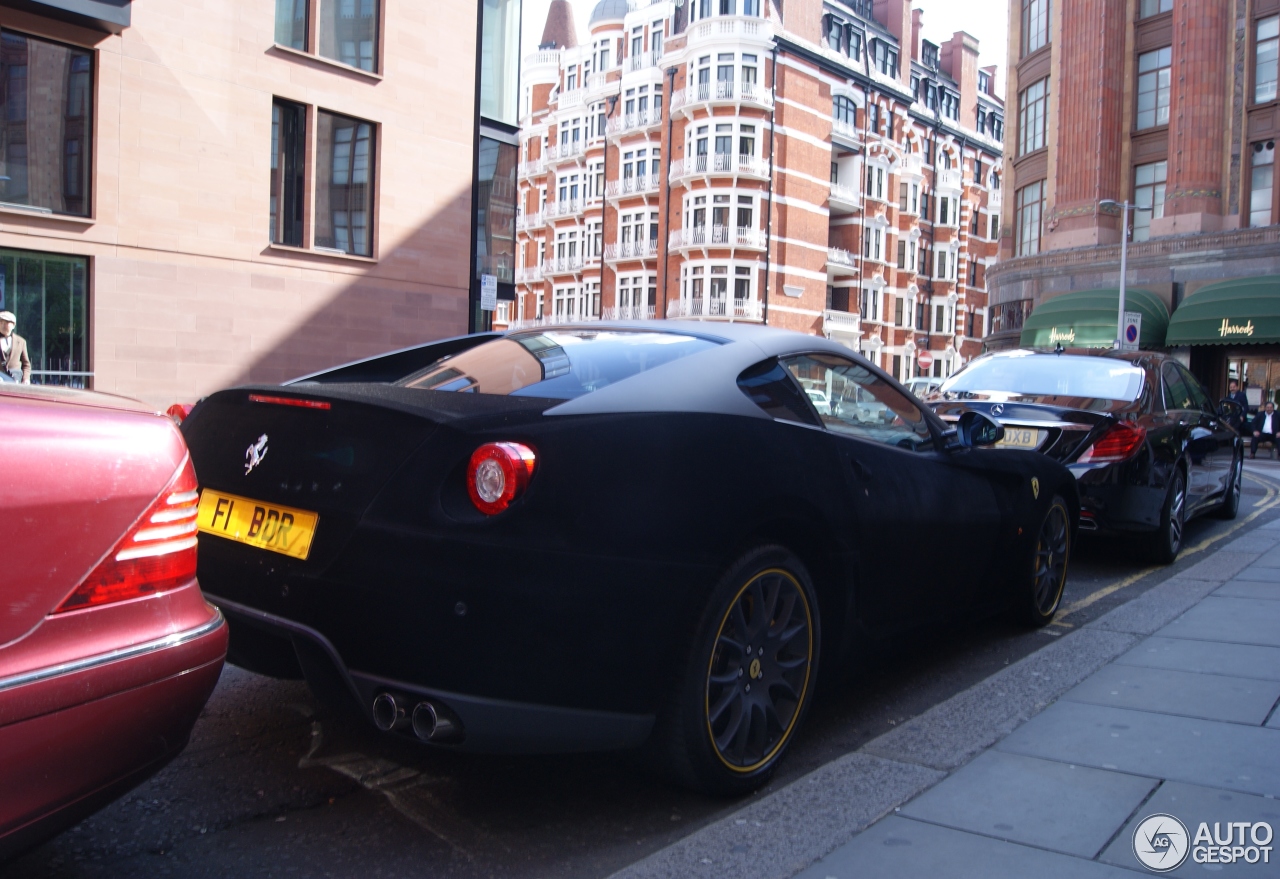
850;458;871;479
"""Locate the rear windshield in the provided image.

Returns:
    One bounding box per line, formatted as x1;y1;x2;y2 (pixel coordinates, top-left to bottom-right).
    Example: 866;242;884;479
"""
398;330;719;400
939;353;1146;402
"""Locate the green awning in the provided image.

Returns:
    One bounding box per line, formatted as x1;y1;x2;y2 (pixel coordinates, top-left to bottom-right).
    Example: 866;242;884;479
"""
1019;288;1170;349
1165;276;1280;346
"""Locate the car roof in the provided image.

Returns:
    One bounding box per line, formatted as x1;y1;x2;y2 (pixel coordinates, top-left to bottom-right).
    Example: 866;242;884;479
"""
536;321;873;419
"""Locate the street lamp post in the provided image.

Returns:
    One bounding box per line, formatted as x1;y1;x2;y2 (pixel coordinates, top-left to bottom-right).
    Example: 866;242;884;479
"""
1098;199;1152;349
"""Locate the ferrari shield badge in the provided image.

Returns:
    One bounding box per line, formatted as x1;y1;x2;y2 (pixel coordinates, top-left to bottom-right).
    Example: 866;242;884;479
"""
1031;477;1040;500
245;434;269;475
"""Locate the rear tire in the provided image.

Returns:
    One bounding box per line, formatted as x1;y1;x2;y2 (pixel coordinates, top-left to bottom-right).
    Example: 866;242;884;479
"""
1018;495;1071;628
1148;468;1187;565
1213;453;1242;520
652;546;819;796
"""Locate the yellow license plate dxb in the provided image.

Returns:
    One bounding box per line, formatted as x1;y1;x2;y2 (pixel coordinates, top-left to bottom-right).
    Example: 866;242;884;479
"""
196;490;318;560
997;428;1041;450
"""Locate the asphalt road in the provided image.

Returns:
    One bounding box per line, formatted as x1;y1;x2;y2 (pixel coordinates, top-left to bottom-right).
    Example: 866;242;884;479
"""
10;464;1280;879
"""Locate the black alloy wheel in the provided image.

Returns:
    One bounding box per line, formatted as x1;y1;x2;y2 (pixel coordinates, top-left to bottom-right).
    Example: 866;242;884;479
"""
1149;468;1187;565
1213;452;1242;520
1020;495;1071;627
653;546;818;796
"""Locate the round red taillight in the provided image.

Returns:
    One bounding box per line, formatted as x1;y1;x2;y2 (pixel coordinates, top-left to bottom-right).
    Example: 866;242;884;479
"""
467;442;536;515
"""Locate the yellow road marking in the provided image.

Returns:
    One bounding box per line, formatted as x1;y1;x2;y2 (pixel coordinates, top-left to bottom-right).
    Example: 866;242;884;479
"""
1049;474;1279;627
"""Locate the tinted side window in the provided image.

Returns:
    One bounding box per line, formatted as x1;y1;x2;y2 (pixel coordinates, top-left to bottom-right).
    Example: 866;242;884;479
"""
1176;364;1213;413
1161;363;1193;411
781;353;934;450
737;359;821;426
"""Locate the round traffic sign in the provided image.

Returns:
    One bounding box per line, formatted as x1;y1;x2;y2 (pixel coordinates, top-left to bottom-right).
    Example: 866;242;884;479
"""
917;350;934;370
1125;323;1139;343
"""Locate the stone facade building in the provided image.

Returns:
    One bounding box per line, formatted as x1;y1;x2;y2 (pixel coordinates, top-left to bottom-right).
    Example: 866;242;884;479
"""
508;0;1005;383
0;0;519;405
990;0;1280;404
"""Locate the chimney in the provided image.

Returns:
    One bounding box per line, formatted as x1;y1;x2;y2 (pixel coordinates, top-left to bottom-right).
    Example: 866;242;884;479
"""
939;31;981;129
872;0;913;88
910;8;923;62
540;0;578;50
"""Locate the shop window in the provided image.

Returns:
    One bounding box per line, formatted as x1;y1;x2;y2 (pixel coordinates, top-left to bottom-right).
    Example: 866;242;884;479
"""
0;32;93;217
0;249;88;386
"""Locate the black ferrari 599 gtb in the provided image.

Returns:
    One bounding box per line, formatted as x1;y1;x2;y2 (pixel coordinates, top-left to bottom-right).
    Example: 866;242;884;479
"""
183;322;1076;795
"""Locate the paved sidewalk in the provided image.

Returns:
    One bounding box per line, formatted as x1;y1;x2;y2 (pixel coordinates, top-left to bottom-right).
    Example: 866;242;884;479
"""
613;495;1280;879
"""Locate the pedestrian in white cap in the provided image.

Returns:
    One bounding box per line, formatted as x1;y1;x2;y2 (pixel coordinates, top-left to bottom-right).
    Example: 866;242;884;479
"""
0;310;30;383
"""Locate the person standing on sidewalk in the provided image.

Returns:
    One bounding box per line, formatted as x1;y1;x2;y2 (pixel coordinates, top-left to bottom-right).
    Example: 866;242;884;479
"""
1226;379;1249;433
1251;401;1276;458
0;311;30;383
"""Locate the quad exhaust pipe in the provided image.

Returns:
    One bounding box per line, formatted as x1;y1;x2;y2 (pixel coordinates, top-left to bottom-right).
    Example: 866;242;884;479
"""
371;692;462;743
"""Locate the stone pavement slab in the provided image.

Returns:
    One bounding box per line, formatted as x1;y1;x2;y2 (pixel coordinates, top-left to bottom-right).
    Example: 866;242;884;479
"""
998;702;1280;798
1222;533;1280;554
1176;551;1263;582
1232;565;1280;581
1089;578;1224;637
898;751;1157;858
792;816;1143;879
1216;578;1280;600
1098;781;1280;876
1269;708;1280;730
1114;636;1280;681
1060;663;1280;725
1254;547;1280;567
1156;596;1280;647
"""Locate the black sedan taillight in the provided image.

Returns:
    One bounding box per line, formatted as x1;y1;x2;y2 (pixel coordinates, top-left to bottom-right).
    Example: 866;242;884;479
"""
1077;422;1147;464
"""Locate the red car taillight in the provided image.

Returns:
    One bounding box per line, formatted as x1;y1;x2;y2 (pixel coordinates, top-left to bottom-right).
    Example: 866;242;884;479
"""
1077;422;1147;464
54;457;200;613
467;442;536;515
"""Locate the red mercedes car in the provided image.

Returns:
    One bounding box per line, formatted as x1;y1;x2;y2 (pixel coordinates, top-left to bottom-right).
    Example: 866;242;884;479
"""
0;384;227;860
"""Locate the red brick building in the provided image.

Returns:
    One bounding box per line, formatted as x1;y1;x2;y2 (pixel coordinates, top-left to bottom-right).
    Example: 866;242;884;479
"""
507;0;1005;383
989;0;1280;404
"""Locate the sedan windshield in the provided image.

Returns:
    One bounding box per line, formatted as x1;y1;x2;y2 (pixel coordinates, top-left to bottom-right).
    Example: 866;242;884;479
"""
940;353;1146;402
399;330;719;400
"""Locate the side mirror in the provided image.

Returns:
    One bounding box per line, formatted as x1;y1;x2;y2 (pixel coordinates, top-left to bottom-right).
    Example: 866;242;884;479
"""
1218;398;1243;421
958;410;1005;448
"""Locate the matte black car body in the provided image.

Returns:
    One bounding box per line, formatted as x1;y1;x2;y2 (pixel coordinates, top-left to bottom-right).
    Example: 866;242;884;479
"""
930;349;1241;545
182;323;1076;759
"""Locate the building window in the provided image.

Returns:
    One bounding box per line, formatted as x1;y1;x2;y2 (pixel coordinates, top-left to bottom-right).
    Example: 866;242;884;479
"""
319;0;378;71
270;99;307;246
1136;47;1172;130
1139;0;1171;16
833;95;857;127
1016;180;1044;256
1018;78;1048;155
315;110;376;256
1257;16;1279;104
1022;0;1049;56
0;32;93;217
0;249;88;386
1132;160;1166;242
274;0;308;50
867;102;881;135
941;91;959;121
1250;140;1275;227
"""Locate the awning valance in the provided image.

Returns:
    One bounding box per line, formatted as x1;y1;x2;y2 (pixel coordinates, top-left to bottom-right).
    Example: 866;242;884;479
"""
1165;276;1280;346
1019;288;1169;349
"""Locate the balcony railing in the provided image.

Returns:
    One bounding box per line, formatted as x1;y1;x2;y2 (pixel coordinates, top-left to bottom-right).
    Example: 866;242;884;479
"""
936;168;963;192
831;118;862;145
669;226;765;249
830;182;861;209
601;304;656;320
516;210;544;231
625;49;662;72
606;108;662;134
524;49;561;68
606;174;661;197
685;15;770;47
671;79;772;111
518;158;545;178
557;88;586;109
899;152;924;177
823;309;861;336
604;239;659;260
545;198;583;218
545;140;587;163
670;153;770;180
541;255;588;275
827;247;857;270
515;265;543;283
667;297;764;321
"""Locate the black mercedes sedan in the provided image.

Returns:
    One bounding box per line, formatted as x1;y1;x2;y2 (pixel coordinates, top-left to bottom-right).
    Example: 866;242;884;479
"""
182;323;1075;795
931;349;1243;565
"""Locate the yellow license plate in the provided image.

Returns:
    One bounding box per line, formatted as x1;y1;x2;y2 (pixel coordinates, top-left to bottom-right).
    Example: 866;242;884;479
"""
196;490;318;560
997;427;1042;450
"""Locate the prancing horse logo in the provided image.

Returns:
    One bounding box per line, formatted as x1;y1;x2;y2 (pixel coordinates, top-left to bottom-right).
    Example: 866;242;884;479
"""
245;434;269;475
1031;477;1040;500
